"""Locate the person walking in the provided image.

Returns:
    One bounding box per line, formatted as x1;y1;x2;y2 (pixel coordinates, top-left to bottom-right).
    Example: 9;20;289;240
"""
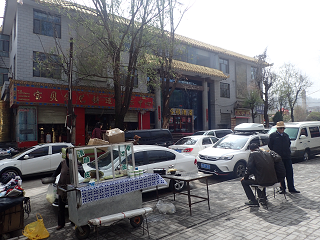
91;122;106;139
52;148;84;230
268;121;300;194
241;143;279;207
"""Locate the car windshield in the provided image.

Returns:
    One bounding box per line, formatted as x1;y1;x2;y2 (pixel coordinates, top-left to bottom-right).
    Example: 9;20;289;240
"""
87;150;120;170
10;146;36;159
175;137;198;145
214;135;249;150
192;131;205;136
268;127;299;140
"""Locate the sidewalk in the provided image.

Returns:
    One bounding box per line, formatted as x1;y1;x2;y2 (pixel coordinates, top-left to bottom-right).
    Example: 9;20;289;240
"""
10;158;320;240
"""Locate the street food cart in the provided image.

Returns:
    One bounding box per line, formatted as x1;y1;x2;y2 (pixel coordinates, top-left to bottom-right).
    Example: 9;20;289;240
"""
65;142;166;239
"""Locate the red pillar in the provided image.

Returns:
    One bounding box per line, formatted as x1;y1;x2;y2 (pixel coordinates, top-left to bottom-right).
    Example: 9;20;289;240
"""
138;111;150;129
74;107;85;146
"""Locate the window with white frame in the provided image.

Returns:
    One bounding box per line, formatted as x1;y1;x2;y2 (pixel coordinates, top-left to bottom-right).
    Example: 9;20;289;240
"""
0;68;8;85
220;82;230;98
33;9;61;38
0;35;10;57
33;51;61;79
251;67;257;80
219;58;229;74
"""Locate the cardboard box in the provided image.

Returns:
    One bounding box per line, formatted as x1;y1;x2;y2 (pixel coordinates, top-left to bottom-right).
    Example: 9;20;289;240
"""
87;138;109;146
103;128;125;144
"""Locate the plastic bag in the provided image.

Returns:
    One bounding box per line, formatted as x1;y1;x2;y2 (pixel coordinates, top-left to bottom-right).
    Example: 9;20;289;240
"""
22;214;50;240
156;200;176;214
46;184;55;204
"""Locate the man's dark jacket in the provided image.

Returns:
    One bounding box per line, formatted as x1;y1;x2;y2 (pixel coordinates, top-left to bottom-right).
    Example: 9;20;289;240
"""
244;150;279;186
268;131;291;159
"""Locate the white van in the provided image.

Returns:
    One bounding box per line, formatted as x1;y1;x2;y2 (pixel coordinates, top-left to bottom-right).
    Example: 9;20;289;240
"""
268;121;320;161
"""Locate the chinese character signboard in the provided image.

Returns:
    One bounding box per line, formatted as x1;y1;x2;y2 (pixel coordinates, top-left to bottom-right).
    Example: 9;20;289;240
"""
234;109;251;118
10;80;154;111
170;108;193;116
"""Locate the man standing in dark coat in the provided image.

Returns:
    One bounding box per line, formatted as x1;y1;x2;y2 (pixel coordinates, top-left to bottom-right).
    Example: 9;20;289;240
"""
241;143;279;207
268;121;300;194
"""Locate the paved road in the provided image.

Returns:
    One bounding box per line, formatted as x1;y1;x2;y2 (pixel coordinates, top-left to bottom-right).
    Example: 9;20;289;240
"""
4;169;225;239
5;156;311;239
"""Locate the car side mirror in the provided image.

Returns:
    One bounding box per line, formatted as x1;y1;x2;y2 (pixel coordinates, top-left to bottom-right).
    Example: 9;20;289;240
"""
24;155;30;160
299;135;306;139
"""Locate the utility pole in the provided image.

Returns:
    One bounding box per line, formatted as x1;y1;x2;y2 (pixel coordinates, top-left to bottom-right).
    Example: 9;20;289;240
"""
67;38;73;143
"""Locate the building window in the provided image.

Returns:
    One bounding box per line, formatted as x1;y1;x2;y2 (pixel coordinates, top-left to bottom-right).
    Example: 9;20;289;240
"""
33;9;61;38
220;82;230;98
219;58;229;74
33;52;61;79
0;35;10;57
0;68;8;85
251;67;257;80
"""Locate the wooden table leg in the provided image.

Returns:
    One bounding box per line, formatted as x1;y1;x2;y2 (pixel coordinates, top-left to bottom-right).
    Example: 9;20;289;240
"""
187;181;192;216
206;177;210;210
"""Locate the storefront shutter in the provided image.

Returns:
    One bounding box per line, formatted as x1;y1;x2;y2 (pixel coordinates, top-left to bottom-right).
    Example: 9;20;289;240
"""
38;106;66;124
124;111;138;122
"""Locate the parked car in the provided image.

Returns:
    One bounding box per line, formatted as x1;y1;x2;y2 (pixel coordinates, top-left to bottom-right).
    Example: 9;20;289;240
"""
268;121;320;161
125;129;174;147
168;135;219;157
0;143;73;178
51;144;198;206
196;132;269;178
192;129;233;138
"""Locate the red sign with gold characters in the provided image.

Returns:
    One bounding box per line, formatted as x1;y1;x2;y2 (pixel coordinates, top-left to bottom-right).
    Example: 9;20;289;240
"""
10;80;154;111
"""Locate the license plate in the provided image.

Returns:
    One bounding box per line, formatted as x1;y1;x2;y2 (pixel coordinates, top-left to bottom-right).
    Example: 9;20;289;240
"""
201;163;210;170
175;149;182;153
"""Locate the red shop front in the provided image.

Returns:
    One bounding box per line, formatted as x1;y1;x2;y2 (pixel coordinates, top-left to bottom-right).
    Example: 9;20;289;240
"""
9;80;154;148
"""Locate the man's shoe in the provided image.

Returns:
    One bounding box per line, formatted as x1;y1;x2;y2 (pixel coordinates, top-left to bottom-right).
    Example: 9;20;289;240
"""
258;198;267;206
289;189;300;193
279;189;286;194
56;225;64;230
245;200;259;207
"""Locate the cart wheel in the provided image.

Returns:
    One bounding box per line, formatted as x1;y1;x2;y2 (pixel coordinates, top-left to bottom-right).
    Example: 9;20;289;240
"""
130;215;144;228
75;225;90;240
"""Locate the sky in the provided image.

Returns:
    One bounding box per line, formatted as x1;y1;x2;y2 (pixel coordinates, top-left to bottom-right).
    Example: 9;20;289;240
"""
1;0;320;101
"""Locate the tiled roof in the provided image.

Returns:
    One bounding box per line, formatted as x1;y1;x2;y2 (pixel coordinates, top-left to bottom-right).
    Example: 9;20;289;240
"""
172;59;227;79
176;34;258;64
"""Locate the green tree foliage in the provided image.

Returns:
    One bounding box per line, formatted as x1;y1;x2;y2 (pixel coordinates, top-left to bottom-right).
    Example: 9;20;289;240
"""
306;112;320;121
272;111;283;124
243;86;263;123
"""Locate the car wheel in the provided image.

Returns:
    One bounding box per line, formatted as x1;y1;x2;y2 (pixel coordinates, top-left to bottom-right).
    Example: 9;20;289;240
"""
169;179;185;192
233;162;246;178
303;150;310;161
0;168;21;179
130;215;144;228
75;225;90;240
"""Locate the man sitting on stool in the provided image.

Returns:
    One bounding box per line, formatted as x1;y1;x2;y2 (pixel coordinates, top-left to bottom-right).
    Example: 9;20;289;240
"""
241;143;279;207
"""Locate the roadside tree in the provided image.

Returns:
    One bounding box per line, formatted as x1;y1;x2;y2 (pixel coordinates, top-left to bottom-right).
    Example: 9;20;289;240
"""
274;63;312;122
243;85;263;123
253;49;276;128
39;0;183;130
306;112;320;121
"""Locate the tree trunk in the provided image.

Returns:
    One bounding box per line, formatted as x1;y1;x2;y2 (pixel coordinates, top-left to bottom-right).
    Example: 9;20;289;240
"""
291;107;294;122
251;109;255;123
264;99;269;128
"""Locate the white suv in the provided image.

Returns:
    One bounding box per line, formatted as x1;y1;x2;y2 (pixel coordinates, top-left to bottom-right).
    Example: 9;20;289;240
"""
196;133;269;178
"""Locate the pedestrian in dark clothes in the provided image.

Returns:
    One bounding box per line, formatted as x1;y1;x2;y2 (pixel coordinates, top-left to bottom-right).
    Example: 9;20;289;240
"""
91;122;106;139
268;121;300;194
52;148;84;230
